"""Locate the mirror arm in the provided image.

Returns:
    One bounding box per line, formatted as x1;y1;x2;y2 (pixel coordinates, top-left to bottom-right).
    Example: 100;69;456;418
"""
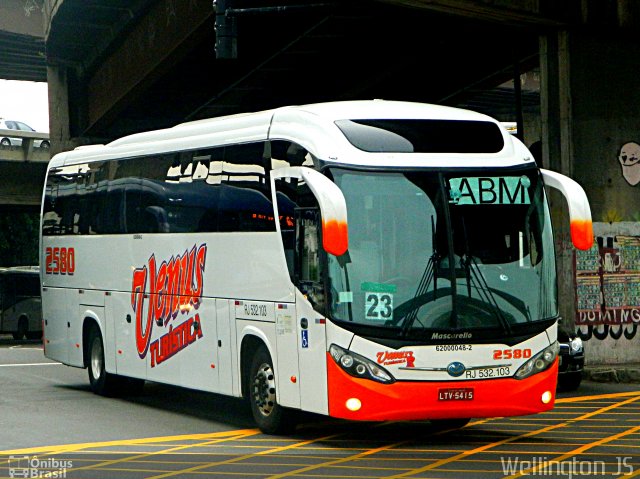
540;168;594;250
271;167;349;256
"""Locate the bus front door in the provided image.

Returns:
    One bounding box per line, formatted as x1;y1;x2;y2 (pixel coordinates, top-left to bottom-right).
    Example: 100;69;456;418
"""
294;208;329;415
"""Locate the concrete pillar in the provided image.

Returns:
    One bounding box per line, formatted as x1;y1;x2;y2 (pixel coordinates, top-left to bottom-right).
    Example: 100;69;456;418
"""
539;31;574;329
46;64;80;155
546;29;640;364
569;32;640;219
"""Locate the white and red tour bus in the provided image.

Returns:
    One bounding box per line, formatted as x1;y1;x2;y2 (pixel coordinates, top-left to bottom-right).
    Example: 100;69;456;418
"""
40;100;593;433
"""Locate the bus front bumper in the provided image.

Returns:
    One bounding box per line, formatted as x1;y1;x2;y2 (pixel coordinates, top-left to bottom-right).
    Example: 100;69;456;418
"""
327;354;558;421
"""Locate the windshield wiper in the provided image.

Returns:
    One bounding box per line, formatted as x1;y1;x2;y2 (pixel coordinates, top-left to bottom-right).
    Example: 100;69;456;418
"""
460;254;513;334
399;215;439;336
458;218;525;333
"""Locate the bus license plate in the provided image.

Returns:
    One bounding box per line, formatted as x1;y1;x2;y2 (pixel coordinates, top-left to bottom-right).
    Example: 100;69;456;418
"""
438;388;474;401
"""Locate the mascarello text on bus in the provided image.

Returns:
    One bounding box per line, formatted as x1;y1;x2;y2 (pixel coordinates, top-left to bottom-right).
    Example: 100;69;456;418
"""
39;100;594;434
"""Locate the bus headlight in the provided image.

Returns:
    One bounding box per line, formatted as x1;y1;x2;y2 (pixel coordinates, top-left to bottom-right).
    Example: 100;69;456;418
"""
515;342;559;380
329;344;395;384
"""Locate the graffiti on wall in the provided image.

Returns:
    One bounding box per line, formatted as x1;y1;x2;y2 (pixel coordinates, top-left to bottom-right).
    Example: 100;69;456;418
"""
618;142;640;186
575;224;640;341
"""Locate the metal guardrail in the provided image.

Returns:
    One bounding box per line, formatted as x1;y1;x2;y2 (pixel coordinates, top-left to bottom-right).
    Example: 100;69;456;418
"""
0;128;51;162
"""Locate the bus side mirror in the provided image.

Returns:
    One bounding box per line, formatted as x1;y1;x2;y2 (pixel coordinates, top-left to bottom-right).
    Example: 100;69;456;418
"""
540;169;594;251
271;167;349;256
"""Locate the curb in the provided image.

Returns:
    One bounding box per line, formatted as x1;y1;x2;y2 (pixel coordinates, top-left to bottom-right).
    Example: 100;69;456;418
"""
584;366;640;383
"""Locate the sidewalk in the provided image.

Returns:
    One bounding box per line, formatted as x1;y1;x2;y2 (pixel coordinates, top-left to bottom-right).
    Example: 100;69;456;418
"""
583;363;640;383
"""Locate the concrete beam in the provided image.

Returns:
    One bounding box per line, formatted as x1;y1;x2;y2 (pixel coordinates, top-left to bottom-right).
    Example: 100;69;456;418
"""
375;0;564;27
85;0;213;133
0;0;45;37
0;128;50;162
0;161;47;206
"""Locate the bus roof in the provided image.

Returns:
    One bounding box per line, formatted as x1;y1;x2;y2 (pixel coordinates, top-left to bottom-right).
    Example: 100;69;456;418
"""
48;100;533;170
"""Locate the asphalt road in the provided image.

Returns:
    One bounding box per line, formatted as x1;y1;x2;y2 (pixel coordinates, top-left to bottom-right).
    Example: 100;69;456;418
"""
1;336;639;479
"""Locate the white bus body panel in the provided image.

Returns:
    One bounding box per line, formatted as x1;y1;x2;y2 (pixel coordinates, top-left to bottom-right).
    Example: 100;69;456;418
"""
294;290;329;415
41;286;73;363
215;299;236;396
42;232;294;394
348;328;553;382
274;302;300;409
110;290;146;379
268;102;522;169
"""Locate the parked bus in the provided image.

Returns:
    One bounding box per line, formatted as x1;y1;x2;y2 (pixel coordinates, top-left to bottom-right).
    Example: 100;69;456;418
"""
0;266;42;340
40;100;593;433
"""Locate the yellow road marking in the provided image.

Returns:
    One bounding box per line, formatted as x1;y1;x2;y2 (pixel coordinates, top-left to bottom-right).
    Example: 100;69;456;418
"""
260;440;412;479
381;393;640;479
1;392;638;478
556;391;640;403
502;423;640;478
0;429;258;455
621;464;640;479
49;430;261;476
146;432;346;479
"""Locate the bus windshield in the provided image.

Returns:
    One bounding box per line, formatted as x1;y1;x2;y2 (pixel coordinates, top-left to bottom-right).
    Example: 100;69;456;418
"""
326;166;557;339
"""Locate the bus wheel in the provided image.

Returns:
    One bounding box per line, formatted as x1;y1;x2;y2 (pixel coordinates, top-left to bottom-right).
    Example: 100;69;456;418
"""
88;325;117;396
13;317;28;340
249;346;295;435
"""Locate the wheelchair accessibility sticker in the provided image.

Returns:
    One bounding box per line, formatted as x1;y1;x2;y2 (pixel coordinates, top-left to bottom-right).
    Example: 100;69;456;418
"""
301;330;309;348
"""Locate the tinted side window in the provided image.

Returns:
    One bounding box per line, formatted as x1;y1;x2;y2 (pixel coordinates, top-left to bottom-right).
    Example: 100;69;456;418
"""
13;274;40;297
218;143;274;232
43;142;275;235
42;165;84;235
274;175;317;281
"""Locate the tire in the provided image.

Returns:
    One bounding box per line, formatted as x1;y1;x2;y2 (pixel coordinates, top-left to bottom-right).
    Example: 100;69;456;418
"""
40;140;50;149
0;138;10;147
87;325;119;396
430;418;471;430
13;317;28;340
248;345;296;434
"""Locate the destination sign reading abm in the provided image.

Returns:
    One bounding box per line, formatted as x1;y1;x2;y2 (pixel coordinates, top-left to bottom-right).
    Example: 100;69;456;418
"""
449;176;531;205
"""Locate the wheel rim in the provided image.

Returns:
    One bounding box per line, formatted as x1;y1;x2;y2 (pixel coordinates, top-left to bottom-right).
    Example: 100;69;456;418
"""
252;362;276;417
90;337;103;380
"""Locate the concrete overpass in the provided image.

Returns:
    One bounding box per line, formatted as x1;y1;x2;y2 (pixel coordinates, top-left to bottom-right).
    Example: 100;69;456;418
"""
0;0;46;81
0;0;48;211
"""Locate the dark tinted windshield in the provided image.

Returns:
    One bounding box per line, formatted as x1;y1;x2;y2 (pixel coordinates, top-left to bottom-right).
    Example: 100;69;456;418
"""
335;119;504;153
